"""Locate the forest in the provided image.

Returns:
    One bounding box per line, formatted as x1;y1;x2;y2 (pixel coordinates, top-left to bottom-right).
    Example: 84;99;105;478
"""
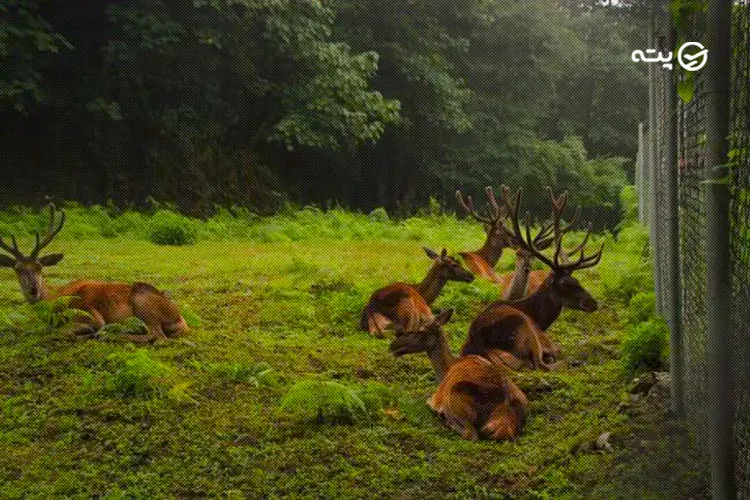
2;0;647;223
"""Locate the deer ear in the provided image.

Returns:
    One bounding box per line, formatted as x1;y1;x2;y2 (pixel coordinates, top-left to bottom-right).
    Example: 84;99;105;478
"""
423;247;439;260
441;248;447;259
0;254;15;267
39;253;64;266
434;308;454;327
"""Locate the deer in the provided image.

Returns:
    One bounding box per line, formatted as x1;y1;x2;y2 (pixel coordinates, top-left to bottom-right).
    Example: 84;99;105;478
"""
497;191;591;300
390;308;528;441
455;186;517;283
0;205;188;343
360;247;474;337
460;188;603;371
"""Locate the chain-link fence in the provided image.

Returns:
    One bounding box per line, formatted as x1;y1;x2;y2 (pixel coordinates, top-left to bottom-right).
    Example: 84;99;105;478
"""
640;2;750;497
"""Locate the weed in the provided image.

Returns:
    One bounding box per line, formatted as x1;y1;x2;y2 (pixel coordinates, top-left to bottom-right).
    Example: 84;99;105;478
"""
148;210;198;245
621;318;669;375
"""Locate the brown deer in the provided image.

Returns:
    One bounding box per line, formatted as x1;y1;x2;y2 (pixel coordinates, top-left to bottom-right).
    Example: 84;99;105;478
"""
460;188;603;371
360;247;474;337
455;186;516;282
390;309;528;441
0;205;188;343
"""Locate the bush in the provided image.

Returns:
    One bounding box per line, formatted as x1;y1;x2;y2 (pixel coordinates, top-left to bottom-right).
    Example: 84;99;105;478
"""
627;291;657;325
621;318;669;375
148;210;198;246
279;379;380;425
86;350;175;398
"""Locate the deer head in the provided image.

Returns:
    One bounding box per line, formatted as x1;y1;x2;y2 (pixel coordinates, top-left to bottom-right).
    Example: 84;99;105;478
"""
423;247;475;283
507;188;602;312
389;308;454;357
456;186;515;251
0;205;66;303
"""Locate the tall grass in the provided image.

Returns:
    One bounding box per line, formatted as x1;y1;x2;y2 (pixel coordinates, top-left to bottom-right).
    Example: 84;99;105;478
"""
0;203;485;245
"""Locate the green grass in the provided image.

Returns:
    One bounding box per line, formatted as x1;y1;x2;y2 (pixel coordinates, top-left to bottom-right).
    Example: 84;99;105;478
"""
0;210;706;499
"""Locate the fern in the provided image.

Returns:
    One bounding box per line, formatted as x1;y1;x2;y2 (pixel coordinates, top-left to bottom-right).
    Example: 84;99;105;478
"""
279;379;375;425
192;360;278;387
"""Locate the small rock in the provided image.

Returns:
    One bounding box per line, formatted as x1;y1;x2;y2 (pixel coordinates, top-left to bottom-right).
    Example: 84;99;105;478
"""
646;372;671;408
596;432;613;452
630;372;658;395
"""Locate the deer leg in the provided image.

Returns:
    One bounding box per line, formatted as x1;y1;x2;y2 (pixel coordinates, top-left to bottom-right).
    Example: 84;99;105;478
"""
517;318;554;371
120;323;167;344
64;309;104;338
485;349;525;371
538;331;561;362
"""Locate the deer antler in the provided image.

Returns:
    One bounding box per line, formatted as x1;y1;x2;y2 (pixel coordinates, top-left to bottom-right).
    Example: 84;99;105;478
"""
0;233;23;260
30;205;66;259
455;185;512;228
509;188;603;273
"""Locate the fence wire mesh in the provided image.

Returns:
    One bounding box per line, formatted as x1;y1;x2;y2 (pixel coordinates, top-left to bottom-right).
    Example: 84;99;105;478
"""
731;2;750;495
645;3;750;496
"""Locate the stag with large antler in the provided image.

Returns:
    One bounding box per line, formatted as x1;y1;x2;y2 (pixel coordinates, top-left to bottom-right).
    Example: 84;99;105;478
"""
390;309;528;441
455;186;517;282
0;205;188;343
460;188;603;371
360;247;474;337
497;189;592;300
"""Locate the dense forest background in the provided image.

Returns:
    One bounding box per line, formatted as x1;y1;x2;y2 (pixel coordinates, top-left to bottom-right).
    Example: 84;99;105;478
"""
0;0;648;223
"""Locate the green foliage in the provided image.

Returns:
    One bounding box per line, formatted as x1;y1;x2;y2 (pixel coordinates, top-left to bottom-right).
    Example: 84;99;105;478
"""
0;1;641;222
279;379;380;425
621;318;670;375
147;210;198;246
192;360;278;387
30;296;87;329
0;0;70;112
619;185;639;228
600;223;652;303
89;350;176;398
627;292;657;325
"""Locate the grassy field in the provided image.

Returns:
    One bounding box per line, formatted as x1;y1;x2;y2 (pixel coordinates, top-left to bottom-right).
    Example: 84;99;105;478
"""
0;209;706;499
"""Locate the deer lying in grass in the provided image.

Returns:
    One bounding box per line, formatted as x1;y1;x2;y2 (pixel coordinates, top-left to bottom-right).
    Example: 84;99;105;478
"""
390;309;528;441
360;247;474;337
455;186;516;283
460;189;603;371
0;205;187;343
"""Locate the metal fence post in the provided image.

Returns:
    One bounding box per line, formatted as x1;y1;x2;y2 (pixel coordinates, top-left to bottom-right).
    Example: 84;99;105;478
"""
663;21;684;417
648;11;663;314
638;122;647;225
704;0;736;498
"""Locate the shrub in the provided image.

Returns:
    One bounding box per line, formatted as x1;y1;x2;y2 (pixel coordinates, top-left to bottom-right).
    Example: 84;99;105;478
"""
98;350;175;398
621;318;669;375
627;291;657;325
279;379;379;425
147;210;198;246
368;207;389;222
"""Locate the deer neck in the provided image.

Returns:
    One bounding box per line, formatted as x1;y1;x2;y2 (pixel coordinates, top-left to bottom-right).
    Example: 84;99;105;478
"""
415;266;447;305
505;254;533;301
475;236;504;266
427;332;457;382
508;275;562;331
